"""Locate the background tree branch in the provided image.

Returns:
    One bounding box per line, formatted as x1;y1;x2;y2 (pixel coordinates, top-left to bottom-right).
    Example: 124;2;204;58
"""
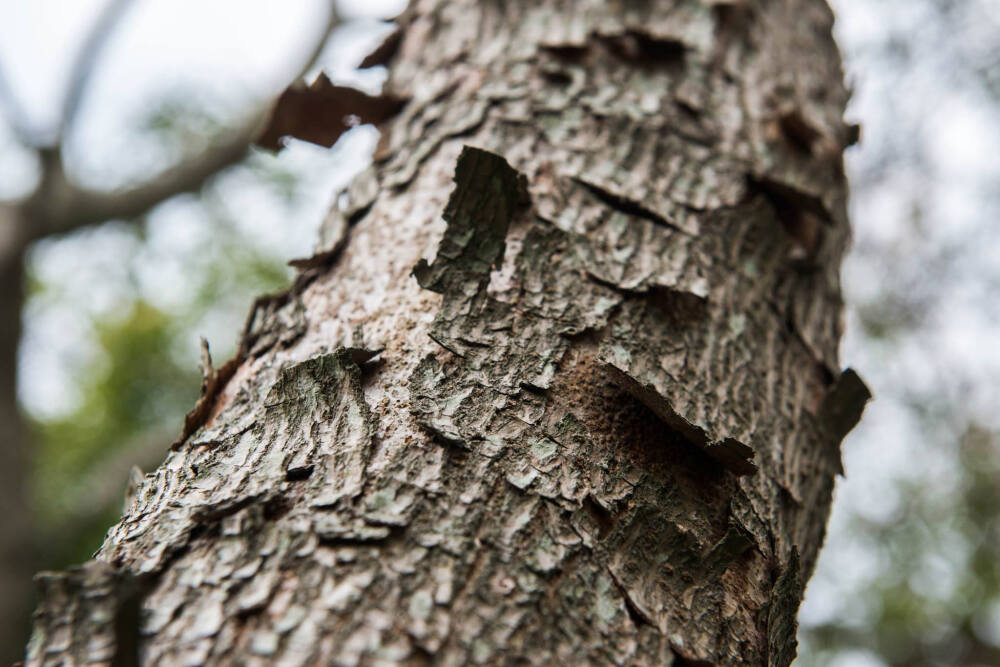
23;119;265;238
57;0;140;148
0;63;46;147
6;0;342;240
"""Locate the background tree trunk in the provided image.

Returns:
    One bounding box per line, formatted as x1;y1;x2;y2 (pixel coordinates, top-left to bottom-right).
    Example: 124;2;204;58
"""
24;0;868;664
1;232;33;667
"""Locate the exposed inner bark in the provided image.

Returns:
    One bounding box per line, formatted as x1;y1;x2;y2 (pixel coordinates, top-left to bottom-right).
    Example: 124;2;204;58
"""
25;1;869;665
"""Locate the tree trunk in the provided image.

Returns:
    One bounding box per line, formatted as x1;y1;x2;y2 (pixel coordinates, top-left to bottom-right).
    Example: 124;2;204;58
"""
1;232;34;667
23;0;869;664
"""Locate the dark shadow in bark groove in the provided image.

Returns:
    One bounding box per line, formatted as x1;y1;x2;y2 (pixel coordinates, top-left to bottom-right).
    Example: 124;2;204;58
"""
598;30;686;70
284;464;314;482
574;176;684;232
261;494;295;521
581;494;616;541
540;29;686;71
556;348;735;504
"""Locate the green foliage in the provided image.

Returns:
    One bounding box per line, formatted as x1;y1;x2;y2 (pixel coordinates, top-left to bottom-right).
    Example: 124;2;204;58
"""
801;427;1000;666
34;301;197;512
29;300;194;565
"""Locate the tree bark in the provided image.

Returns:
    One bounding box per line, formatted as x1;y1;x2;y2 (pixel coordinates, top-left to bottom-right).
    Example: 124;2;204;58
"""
24;0;868;664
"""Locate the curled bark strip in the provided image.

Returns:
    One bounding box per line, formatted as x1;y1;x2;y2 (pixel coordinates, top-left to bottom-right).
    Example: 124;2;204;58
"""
171;352;241;451
818;367;872;474
256;73;407;151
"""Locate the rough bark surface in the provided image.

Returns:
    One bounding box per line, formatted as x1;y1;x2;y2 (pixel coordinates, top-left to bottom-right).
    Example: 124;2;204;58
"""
25;0;868;665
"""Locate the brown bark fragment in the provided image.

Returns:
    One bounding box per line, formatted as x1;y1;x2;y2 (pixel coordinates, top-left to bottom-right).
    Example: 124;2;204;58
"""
256;73;406;151
359;27;404;69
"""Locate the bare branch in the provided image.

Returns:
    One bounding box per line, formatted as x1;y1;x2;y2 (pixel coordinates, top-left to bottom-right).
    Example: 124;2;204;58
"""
25;1;342;239
58;0;139;145
27;114;264;238
0;59;47;148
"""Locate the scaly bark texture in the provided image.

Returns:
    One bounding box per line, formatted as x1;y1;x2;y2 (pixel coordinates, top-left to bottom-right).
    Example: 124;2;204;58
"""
25;0;869;664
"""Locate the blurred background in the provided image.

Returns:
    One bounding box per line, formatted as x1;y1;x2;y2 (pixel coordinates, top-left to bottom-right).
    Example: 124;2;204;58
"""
0;0;997;665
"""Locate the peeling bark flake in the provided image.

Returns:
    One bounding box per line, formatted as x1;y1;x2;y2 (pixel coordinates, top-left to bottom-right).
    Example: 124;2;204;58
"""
413;145;525;294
